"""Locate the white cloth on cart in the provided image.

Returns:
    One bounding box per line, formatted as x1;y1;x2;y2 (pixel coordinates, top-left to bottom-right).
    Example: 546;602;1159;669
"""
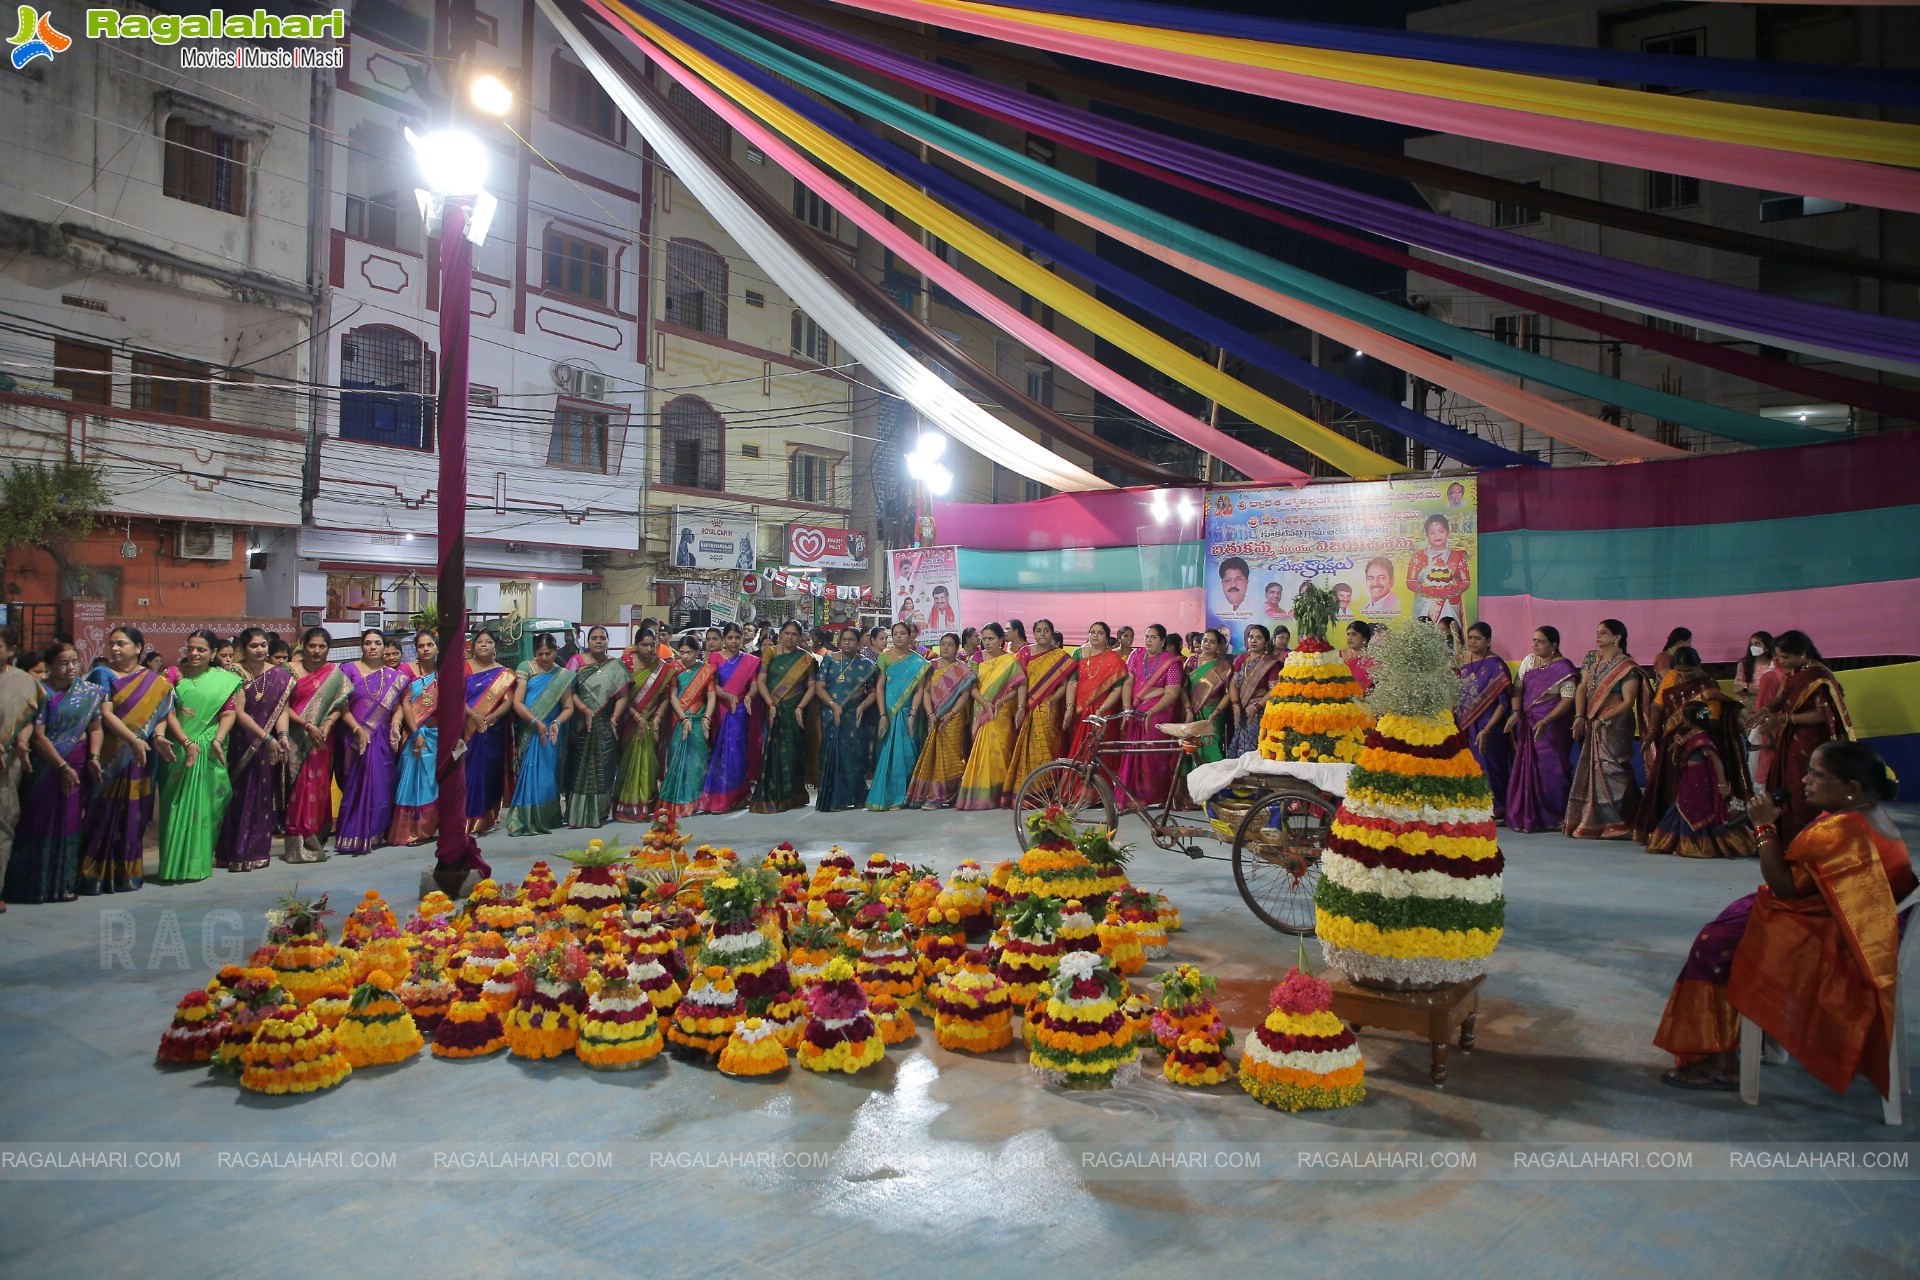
1186;752;1355;808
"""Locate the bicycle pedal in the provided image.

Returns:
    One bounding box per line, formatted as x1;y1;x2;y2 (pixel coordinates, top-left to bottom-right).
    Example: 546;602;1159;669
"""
1183;845;1206;861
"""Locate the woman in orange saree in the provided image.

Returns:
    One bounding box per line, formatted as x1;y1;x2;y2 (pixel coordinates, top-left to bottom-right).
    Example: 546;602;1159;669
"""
1760;630;1853;847
1065;622;1129;761
1654;742;1911;1093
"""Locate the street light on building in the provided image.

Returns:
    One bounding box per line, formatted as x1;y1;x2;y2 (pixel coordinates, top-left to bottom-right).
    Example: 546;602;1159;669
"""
905;432;951;547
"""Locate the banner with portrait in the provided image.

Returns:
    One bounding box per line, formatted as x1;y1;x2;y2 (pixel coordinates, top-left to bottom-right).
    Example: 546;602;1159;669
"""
1204;478;1478;648
888;545;962;637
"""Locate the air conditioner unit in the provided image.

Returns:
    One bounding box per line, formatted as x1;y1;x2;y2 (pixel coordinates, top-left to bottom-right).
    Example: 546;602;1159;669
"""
571;369;609;400
174;523;233;562
360;610;386;632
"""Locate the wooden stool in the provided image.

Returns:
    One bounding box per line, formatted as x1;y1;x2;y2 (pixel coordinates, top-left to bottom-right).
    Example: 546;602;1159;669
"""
1328;974;1484;1087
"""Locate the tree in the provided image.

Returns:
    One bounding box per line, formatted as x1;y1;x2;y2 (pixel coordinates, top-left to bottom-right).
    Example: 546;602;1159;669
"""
0;459;111;594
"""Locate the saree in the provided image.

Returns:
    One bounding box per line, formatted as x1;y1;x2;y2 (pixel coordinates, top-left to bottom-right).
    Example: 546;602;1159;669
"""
659;666;713;820
751;650;818;814
1185;656;1231;766
1764;665;1853;846
217;664;292;870
866;650;929;811
506;663;576;836
1065;650;1129;761
5;680;102;903
1644;730;1757;859
565;656;628;829
1116;652;1186;809
155;666;242;882
956;653;1026;811
1564;652;1645;839
697;652;763;814
334;664;406;854
1634;672;1749;845
463;666;518;834
613;659;674;822
816;652;879;812
1505;656;1578;834
1654;812;1913;1096
1225;654;1281;758
76;668;173;895
906;659;974;808
1457;656;1513;822
1007;648;1077;795
387;674;439;846
283;662;347;841
1746;663;1785;790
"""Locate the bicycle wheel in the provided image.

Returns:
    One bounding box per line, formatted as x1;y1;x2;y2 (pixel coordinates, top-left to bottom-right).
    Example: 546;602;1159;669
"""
1013;762;1116;849
1231;782;1336;934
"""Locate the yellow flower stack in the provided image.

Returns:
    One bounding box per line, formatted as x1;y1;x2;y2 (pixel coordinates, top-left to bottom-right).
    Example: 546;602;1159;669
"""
238;1009;353;1095
1096;911;1144;976
558;840;630;930
1027;951;1138;1088
1110;889;1168;957
503;937;590;1060
1257;637;1370;764
793;958;886;1074
333;971;425;1068
855;909;922;1008
1239;968;1364;1111
916;893;971;979
350;929;413;986
1006;808;1103;903
717;1017;790;1076
928;967;1013;1053
942;860;994;939
267;894;353;1008
667;966;745;1057
995;896;1063;1006
575;967;665;1070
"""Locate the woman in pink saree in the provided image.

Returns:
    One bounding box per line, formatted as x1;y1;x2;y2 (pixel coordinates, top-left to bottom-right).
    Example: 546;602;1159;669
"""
282;627;348;863
1115;625;1188;810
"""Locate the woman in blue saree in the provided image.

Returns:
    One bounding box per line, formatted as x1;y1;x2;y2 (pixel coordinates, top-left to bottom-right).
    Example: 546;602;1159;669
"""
506;632;575;836
815;626;878;813
386;631;439;847
866;623;928;811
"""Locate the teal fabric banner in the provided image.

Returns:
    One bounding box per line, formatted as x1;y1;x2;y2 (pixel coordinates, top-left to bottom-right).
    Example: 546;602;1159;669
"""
957;542;1204;593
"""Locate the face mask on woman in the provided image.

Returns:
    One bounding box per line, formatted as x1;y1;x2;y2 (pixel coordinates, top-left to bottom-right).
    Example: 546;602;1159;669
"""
1750;645;1767;658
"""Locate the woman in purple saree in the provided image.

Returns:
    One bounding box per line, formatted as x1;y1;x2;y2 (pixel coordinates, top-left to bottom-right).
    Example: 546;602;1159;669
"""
334;627;407;854
1504;626;1578;833
1456;621;1513;824
217;627;291;872
698;624;762;814
77;625;175;895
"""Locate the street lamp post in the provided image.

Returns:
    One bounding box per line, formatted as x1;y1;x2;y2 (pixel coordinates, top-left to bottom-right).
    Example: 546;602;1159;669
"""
905;432;951;547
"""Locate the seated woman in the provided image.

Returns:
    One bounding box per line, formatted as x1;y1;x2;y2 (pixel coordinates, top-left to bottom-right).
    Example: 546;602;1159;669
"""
1643;701;1756;860
1654;742;1912;1093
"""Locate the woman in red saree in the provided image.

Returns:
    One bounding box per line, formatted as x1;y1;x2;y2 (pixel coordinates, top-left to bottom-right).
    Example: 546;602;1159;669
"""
1564;619;1647;840
1760;630;1853;847
1654;742;1910;1093
282;627;348;863
1115;625;1187;809
1635;645;1747;846
1065;622;1130;760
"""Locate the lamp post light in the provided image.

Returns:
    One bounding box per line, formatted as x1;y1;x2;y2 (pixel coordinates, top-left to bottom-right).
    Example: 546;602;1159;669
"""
905;432;951;548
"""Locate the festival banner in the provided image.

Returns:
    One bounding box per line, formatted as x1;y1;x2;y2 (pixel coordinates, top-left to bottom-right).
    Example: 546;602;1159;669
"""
889;545;962;636
786;523;871;570
669;509;759;570
1205;479;1479;648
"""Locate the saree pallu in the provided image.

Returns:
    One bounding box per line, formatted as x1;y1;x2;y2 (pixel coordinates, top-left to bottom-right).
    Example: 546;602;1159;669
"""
906;661;973;808
1225;655;1281;758
1185;658;1230;766
6;681;103;903
334;665;405;854
613;661;674;822
1645;733;1756;859
283;664;347;841
659;670;712;820
565;657;628;830
697;653;762;814
1066;650;1128;760
77;668;174;895
751;651;818;814
156;667;242;882
218;665;291;870
506;664;576;837
1116;653;1186;810
957;654;1025;811
464;667;518;834
1564;653;1645;839
387;675;439;846
866;651;928;811
1457;656;1513;821
1655;814;1912;1096
1505;657;1578;834
816;653;878;812
1007;649;1076;795
1765;666;1853;847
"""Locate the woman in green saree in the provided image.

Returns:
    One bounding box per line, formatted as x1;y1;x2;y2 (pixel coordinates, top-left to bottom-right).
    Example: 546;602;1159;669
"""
815;626;879;813
1187;629;1233;766
506;632;575;836
565;626;629;830
750;621;818;814
613;632;674;822
155;629;242;883
865;623;928;811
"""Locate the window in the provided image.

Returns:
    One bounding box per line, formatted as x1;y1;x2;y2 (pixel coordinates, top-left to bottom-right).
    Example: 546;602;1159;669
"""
339;326;431;449
668;82;729;154
1646;171;1701;211
1493;179;1543;229
791;310;832;365
542;231;609;306
788;451;835;504
660;395;723;490
548;401;616;473
342;122;414;252
792;181;835;235
1023;478;1047;502
1024;362;1054;408
1491;313;1543;355
163;117;249;216
551;57;620;142
1640;30;1703;94
131;354;210;418
664;240;726;337
1760;195;1851;222
53;339;113;405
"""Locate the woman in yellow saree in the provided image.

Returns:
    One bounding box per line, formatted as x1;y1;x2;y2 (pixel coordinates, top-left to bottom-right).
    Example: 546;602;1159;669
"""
906;633;973;810
1006;618;1074;792
956;624;1026;811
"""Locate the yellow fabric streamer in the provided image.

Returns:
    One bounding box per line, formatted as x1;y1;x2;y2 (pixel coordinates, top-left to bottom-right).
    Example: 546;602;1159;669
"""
601;0;1407;479
884;0;1920;170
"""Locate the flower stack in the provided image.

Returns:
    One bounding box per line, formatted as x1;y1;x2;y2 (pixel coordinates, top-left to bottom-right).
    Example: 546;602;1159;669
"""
808;847;856;899
396;962;456;1035
404;896;462;969
855;909;922;1009
1110;889;1168;957
1121;991;1158;1051
503;936;590;1059
624;954;684;1016
156;991;230;1065
238;1008;353;1095
1096;910;1144;976
1007;807;1104;903
943;860;994;939
449;931;510;1000
927;968;1013;1053
860;851;899;888
1151;892;1183;936
870;997;917;1046
266;891;353;1007
1150;965;1232;1053
637;814;688;873
903;868;942;927
1074;827;1134;912
208;969;295;1073
794;958;886;1074
350;925;413;987
519;861;565;925
1315;620;1504;990
466;879;523;932
575;967;665;1071
1164;1034;1235;1087
1240;968;1365;1111
996;895;1064;1006
1026;951;1137;1088
762;842;808;901
431;1000;508;1059
341;890;398;947
1258;583;1369;764
667;966;745;1058
718;1017;790;1077
915;892;971;980
986;861;1015;923
480;959;520;1014
697;870;799;1032
333;971;424;1068
785;918;845;987
621;906;689;986
1055;900;1100;956
558;840;630;930
307;996;350;1032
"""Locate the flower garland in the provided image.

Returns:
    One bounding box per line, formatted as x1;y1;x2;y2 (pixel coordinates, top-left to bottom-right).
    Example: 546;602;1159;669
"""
1240;969;1364;1111
717;1017;790;1076
333;971;425;1068
238;1009;353;1095
927;968;1013;1053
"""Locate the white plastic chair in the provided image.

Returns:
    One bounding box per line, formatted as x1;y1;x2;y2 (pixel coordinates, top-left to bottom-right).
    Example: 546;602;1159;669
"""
1740;888;1920;1124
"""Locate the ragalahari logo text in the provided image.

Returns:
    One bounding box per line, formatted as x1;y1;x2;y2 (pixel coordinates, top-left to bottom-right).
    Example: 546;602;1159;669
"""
9;6;71;68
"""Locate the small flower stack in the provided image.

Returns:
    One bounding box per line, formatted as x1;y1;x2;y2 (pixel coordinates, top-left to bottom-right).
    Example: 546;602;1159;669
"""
620;908;688;986
208;969;294;1073
403;897;462;969
995;896;1064;1006
807;847;856;900
1026;951;1137;1089
1164;1034;1235;1087
915;892;971;979
503;937;590;1060
156;991;230;1065
1257;582;1370;764
762;842;808;900
431;1000;508;1059
869;997;917;1045
1110;889;1168;957
395;962;456;1035
1074;827;1134;913
480;959;519;1014
350;925;413;987
794;958;886;1074
927;968;1013;1053
856;910;922;1008
717;1017;790;1077
667;966;745;1058
625;955;684;1015
1096;911;1144;976
341;889;398;947
1007;807;1104;903
1055;900;1100;956
637;815;688;872
333;971;425;1068
238;1009;353;1095
575;968;665;1070
785;917;845;987
1150;965;1232;1053
518;861;565;924
558;841;630;930
943;860;994;939
266;891;352;1007
468;879;529;932
1240;968;1365;1111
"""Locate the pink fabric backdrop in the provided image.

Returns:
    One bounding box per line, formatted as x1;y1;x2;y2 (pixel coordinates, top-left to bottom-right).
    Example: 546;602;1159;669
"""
934;487;1208;551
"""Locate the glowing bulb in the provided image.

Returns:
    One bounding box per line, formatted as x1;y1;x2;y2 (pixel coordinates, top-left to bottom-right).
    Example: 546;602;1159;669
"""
406;127;489;196
469;73;514;119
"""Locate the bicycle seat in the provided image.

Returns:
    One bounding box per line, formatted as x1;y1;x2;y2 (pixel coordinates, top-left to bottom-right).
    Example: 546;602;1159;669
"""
1158;720;1217;739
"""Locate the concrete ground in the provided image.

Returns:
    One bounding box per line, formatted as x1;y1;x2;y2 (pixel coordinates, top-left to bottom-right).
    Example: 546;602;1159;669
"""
2;804;1916;1279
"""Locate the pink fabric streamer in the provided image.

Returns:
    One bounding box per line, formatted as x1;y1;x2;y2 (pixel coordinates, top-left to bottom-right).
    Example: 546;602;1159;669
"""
958;588;1206;643
593;0;1308;485
825;0;1920;216
935;488;1206;550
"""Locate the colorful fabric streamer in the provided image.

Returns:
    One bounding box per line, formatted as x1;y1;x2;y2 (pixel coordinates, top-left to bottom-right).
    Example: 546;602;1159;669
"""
934;489;1204;552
